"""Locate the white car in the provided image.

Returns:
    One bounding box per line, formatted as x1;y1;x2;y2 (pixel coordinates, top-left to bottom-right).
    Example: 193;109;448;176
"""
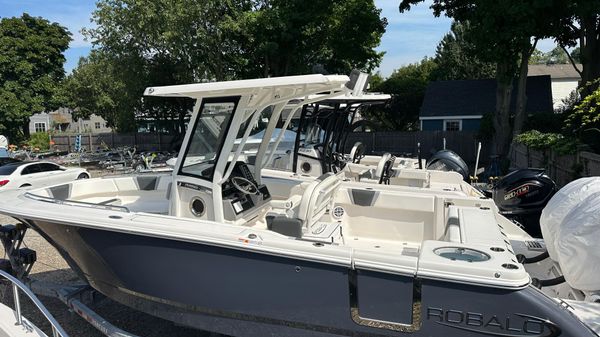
0;161;90;190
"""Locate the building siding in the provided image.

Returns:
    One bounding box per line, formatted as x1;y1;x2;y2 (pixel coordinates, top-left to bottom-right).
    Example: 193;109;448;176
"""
552;79;578;110
462;119;481;131
421;120;444;131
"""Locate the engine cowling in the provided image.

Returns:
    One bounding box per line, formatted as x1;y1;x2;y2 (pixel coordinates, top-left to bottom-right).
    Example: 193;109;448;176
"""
426;150;469;181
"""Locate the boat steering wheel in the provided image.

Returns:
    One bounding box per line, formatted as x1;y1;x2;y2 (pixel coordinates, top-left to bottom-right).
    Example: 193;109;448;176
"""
231;176;260;195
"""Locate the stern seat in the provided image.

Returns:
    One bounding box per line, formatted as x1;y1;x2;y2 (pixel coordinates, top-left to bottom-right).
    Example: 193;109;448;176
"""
268;173;341;239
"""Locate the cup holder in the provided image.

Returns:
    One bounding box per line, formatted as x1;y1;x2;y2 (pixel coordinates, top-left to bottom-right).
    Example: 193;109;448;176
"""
434;247;490;262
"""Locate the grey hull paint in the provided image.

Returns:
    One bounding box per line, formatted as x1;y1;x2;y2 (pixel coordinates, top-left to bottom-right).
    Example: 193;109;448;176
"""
25;219;597;337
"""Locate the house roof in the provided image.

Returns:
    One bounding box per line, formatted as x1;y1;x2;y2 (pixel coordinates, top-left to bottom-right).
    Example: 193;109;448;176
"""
420;75;553;118
528;64;581;79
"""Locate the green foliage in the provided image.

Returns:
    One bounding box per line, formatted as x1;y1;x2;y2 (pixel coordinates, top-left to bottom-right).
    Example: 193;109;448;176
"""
229;0;387;76
568;86;600;131
26;132;50;151
369;72;384;90
430;21;495;81
529;46;569;65
515;130;577;155
71;0;386;133
0;14;71;141
523;112;567;134
553;2;600;95
570;47;582;64
366;58;437;131
61;52;137;132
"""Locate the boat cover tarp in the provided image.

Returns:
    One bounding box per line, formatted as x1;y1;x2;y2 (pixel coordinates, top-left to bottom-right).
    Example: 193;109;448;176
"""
540;177;600;261
556;190;600;291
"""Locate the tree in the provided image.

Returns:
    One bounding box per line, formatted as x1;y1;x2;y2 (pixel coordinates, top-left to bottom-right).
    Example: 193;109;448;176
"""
562;85;600;152
366;58;437;131
399;0;568;160
61;52;136;132
237;0;387;77
555;2;600;96
369;72;385;90
529;46;569;65
78;0;387;133
0;14;71;141
430;21;495;81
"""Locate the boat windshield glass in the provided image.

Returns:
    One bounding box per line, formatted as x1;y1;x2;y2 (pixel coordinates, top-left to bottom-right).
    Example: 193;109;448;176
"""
180;99;237;180
260;106;301;171
228;106;280;171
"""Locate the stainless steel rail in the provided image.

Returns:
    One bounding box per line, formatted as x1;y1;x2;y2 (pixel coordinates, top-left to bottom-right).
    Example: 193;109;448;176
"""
0;269;69;337
24;192;130;213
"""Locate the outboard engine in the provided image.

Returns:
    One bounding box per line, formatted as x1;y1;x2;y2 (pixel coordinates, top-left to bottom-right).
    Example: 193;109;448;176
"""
493;168;556;237
426;150;469;181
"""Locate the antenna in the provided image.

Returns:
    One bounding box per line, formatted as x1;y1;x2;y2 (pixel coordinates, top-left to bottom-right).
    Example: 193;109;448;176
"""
473;142;482;182
417;142;422;169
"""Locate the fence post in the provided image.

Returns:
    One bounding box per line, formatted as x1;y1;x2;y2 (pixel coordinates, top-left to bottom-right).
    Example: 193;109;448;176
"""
67;136;72;152
89;133;93;152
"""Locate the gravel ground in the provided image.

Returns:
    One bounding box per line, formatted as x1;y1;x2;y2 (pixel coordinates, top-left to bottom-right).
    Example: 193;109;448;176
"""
0;169;218;337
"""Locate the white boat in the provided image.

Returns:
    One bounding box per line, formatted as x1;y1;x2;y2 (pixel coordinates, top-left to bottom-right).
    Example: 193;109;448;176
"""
0;74;598;337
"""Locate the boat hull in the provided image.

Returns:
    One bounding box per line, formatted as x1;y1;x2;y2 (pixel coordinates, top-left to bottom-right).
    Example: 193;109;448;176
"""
23;219;597;337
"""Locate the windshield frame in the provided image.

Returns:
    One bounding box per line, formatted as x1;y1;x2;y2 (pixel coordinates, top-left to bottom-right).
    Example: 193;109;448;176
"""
177;95;241;181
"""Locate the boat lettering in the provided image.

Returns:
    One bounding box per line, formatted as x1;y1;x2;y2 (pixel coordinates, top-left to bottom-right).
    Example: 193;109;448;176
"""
426;307;561;336
504;184;531;201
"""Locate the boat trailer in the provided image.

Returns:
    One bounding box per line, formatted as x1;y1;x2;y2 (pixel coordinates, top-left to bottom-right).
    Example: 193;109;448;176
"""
0;222;141;337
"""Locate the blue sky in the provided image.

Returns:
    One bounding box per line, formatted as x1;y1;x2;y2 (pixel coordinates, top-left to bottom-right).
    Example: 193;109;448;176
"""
1;0;556;77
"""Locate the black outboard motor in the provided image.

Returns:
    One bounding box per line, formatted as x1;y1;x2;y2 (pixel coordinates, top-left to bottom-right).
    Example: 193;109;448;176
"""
492;168;557;237
426;150;469;181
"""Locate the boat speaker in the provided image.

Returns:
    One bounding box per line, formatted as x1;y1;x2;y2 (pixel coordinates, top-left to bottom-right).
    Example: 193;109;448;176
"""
301;161;312;174
332;206;345;219
190;197;206;217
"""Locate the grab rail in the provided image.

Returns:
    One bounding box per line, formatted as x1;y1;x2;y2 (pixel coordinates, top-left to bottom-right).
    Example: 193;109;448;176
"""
0;269;70;337
24;193;130;213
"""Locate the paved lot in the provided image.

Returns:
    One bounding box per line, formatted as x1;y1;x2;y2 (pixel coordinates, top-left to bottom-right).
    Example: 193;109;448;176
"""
0;188;215;336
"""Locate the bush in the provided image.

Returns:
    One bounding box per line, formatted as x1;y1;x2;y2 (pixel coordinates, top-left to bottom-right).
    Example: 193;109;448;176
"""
26;132;50;152
515;130;578;155
565;84;600;152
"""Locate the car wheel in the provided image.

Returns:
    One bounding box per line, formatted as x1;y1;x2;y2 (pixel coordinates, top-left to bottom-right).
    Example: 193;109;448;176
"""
77;173;90;180
135;164;145;172
19;184;31;188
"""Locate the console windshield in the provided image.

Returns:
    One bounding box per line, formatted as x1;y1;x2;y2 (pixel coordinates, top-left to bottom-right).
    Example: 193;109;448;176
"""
180;99;238;180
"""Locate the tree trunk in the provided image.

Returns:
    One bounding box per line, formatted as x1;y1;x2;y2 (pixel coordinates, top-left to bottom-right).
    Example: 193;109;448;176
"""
22;123;30;139
579;15;600;97
493;61;513;159
513;40;537;138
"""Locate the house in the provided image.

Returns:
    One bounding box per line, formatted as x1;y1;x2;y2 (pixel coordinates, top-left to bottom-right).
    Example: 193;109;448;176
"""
528;63;581;110
29;108;112;134
419;75;553;132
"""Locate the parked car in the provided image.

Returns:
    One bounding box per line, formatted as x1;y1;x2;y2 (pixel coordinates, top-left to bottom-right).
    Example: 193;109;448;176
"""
0;161;90;190
0;157;20;166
